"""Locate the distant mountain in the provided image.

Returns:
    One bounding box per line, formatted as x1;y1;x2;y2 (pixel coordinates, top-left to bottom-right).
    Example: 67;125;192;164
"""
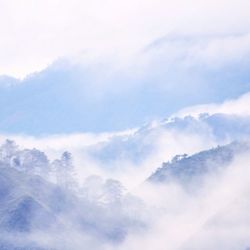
88;113;250;166
0;56;250;135
148;141;250;186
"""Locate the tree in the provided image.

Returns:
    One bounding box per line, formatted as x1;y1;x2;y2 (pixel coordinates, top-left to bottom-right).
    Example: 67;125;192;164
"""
0;140;18;163
17;149;50;176
53;151;77;190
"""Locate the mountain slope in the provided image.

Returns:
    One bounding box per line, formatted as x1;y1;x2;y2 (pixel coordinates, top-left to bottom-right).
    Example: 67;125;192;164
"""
0;140;147;249
89;113;250;167
148;141;250;185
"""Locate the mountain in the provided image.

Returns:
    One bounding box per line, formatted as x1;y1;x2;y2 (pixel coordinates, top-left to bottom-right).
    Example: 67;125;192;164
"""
0;140;146;249
143;140;250;249
0;113;250;248
0;166;72;249
148;141;250;186
88;113;250;167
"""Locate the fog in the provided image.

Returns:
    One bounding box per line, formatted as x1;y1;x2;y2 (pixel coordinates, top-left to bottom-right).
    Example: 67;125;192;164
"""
1;99;250;249
0;140;248;250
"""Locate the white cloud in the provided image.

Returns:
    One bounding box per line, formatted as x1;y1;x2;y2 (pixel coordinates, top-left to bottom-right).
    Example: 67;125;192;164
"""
174;91;250;118
1;0;250;78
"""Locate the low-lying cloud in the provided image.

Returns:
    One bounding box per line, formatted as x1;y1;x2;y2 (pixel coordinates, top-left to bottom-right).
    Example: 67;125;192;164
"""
0;93;250;249
175;91;250;118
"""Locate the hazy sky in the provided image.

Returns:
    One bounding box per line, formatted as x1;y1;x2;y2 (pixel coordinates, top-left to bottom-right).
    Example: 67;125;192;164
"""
1;0;250;78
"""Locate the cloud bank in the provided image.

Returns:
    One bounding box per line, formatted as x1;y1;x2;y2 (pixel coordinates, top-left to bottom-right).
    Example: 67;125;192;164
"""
1;0;250;78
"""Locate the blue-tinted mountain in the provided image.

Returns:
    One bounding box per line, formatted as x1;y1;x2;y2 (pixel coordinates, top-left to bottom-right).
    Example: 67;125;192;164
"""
148;141;250;185
0;140;146;249
89;113;250;166
0;55;250;135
